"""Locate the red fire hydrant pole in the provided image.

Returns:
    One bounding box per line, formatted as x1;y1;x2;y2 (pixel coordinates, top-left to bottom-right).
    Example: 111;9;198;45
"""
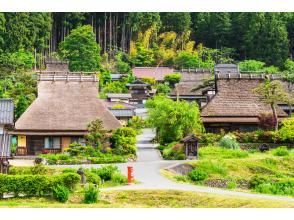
127;166;133;185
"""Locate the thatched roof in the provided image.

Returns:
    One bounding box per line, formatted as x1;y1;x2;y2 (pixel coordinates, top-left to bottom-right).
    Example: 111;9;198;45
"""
133;67;174;81
170;71;212;96
0;99;14;125
14;76;121;133
201;77;288;123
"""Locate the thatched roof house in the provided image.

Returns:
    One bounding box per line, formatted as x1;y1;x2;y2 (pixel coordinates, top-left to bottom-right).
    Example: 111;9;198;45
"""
13;74;121;155
201;74;288;132
169;69;214;106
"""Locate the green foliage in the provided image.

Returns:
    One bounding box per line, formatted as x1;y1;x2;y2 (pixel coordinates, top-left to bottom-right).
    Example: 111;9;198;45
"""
127;116;145;131
59;25;101;72
84;170;102;185
102;81;128;94
239;60;265;72
199;146;248;159
197;133;222;145
156;83;171;95
278;118;294;142
174;51;214;69
164;73;181;86
52;185;70;203
141;77;156;86
249;175;269;188
162;142;186;160
160;13;191;34
0;50;35;73
84;184;99;204
219;134;240;149
111;172;128;184
111;127;137;155
90;165;119;181
196;160;228;175
227;180;237;189
253;179;294;196
9;164;50;175
188;169;208;182
146;95;203;144
86;119;107;148
0;173;80;197
272;146;290;157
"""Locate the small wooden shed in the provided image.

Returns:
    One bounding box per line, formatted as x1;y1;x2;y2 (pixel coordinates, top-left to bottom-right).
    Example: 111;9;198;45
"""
181;134;198;159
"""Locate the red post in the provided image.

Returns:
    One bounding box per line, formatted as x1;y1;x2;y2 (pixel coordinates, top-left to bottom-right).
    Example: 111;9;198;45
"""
127;166;134;185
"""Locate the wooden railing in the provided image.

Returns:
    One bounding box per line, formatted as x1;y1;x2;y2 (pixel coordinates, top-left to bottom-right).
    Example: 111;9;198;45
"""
16;147;27;156
41;149;61;154
38;73;98;82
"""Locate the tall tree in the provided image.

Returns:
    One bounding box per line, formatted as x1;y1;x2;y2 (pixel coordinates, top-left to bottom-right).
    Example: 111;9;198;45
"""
58;25;101;72
160;13;191;34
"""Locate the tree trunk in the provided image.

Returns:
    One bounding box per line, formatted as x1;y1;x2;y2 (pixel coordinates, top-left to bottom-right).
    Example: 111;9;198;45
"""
271;104;278;131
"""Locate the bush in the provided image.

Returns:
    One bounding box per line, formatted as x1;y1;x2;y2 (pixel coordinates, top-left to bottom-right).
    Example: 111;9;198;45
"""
227;180;237;189
278;118;294;142
84;184;99;204
62;168;77;173
272;146;290;157
164;73;181;86
91;166;119;181
162;142;186;160
84;170;101;185
198;133;222;145
9;164;50;175
188;169;208;182
253;179;294;196
127;116;145;131
111;127;137;155
219;134;240;149
249;175;269;188
111;172;128;184
156;83;171;95
52;185;70;203
0;173;80;197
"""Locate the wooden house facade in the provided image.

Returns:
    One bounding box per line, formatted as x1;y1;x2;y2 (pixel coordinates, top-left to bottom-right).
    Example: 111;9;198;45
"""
126;80;152;104
12;73;121;156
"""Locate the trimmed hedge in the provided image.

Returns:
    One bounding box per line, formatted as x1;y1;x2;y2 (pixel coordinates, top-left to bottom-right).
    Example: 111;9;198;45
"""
0;173;80;197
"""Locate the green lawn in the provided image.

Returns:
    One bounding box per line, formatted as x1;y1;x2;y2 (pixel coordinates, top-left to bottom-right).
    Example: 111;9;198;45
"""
163;146;294;197
0;190;293;208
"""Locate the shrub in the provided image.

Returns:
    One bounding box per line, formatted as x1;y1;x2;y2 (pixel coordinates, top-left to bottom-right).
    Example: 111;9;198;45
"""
111;127;137;155
227;180;237;189
162;142;186;160
188;169;208;182
62;168;77;173
249;175;269;188
9;164;50;175
278;118;294;142
84;170;101;185
254;179;294;196
272;146;289;157
84;184;99;204
156;83;171;95
91;166;119;181
127;116;145;131
111;172;128;184
52;185;70;203
219;134;240;149
164;73;181;86
0;173;80;197
198;133;222;145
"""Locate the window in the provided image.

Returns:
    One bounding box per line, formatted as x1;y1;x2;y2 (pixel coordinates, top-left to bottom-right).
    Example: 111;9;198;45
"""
44;137;61;149
71;137;86;146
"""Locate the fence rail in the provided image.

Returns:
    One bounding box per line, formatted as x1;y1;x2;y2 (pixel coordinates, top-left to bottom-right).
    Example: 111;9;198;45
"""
38;73;98;82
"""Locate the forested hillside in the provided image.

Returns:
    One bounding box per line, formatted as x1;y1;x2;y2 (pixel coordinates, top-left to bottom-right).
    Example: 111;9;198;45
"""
2;12;294;119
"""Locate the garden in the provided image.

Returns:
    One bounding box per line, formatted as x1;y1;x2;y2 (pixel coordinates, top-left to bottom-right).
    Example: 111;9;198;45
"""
40;120;138;165
0;164;128;204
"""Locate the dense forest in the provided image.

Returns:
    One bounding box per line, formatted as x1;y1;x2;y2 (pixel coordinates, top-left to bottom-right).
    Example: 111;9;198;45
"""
2;12;294;119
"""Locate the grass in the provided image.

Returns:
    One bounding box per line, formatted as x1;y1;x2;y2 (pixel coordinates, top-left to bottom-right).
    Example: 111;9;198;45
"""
0;190;293;208
164;146;294;197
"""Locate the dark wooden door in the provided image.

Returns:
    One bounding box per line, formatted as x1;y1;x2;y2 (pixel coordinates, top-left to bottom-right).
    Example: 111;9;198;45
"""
26;136;44;155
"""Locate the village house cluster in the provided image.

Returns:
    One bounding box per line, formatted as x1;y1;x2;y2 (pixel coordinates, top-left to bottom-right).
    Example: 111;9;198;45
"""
0;61;293;158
